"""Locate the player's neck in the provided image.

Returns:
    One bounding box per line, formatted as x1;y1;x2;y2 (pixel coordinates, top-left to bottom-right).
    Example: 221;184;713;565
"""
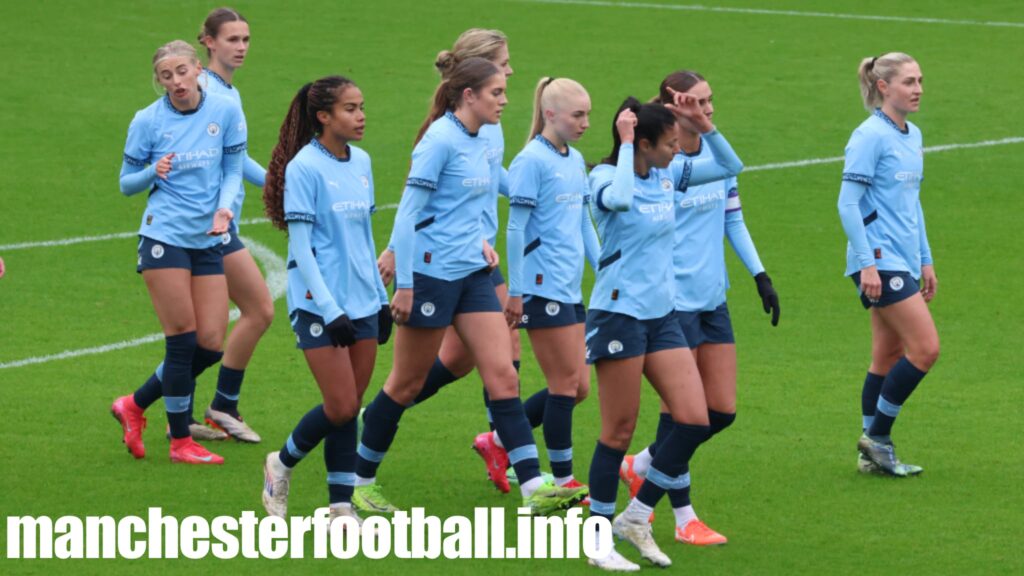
633;154;651;179
679;130;701;155
453;108;482;135
540;127;568;154
208;60;235;85
318;134;349;159
880;103;908;130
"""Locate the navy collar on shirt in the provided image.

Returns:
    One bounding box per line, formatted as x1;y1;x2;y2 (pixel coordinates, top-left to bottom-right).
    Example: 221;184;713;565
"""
205;68;233;90
680;137;703;158
535;134;570;157
874;108;909;135
445;110;478;137
311;138;351;162
163;88;207;116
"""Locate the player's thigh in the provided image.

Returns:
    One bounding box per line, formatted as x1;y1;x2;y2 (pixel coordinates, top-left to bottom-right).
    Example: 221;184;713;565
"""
142;268;197;335
348;338;379;400
696;343;736;413
595;355;645;449
452;311;518;399
875;292;940;369
869;308;903;374
224;248;273;322
191;274;230;350
437;326;474;377
529;324;585;397
304;345;360;423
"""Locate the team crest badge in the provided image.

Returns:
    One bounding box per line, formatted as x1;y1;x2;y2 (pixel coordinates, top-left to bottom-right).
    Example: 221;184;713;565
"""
608;340;623;354
310;323;324;338
421;302;436;317
151;244;165;259
889;276;904;291
545;302;561;316
207;122;220;136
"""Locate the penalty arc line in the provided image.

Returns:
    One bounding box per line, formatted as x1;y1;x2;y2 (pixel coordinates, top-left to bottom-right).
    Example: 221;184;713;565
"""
0;237;286;370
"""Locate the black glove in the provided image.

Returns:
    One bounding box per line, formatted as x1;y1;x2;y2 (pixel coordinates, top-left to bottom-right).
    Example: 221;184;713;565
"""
754;272;780;326
377;305;394;345
325;314;357;348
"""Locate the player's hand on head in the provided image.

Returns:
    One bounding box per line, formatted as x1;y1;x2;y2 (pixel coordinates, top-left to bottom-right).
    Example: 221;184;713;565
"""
615;109;637;144
666;88;712;133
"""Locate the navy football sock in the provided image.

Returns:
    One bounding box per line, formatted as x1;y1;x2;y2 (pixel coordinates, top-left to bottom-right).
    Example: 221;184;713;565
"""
324;418;358;504
489;397;541;485
708;409;736;438
355;390;406;479
412;358;459;405
211;365;245;416
187;347;223;420
133;366;164;410
867;357;927;439
666;464;692;508
543;394;576;479
524;388;548;429
861;372;885;431
162;332;198;439
636;423;709;508
647;411;673;457
278;404;333;468
588;442;625;521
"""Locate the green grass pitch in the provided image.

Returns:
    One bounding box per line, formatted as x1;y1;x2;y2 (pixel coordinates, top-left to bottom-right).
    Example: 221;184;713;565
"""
1;0;1022;573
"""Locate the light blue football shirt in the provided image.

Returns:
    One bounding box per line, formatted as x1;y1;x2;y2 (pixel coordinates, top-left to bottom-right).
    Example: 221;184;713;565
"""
122;90;247;249
672;140;764;311
841;109;927;278
283;140;387;320
401;111;493;282
508;135;591;303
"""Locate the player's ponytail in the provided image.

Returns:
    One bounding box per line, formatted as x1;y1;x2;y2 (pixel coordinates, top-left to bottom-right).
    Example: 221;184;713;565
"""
264;76;356;230
858;52;915;110
414;57;501;145
526;77;589;146
600;97;676;165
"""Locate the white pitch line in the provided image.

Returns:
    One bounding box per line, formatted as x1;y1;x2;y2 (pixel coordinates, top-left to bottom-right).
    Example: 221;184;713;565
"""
511;0;1024;28
0;236;286;370
744;136;1024;173
0;205;400;252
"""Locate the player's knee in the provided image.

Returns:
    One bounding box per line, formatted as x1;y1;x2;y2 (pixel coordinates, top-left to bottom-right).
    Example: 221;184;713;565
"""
602;416;637;451
195;330;224;352
913;340;940;371
323;396;359;425
254;300;275;331
574;377;591;404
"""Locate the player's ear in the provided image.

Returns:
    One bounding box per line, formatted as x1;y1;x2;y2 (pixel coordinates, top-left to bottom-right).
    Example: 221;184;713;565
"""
316;109;332;126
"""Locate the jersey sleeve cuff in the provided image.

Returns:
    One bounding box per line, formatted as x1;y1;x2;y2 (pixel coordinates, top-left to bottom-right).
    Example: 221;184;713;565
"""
284;212;316;224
